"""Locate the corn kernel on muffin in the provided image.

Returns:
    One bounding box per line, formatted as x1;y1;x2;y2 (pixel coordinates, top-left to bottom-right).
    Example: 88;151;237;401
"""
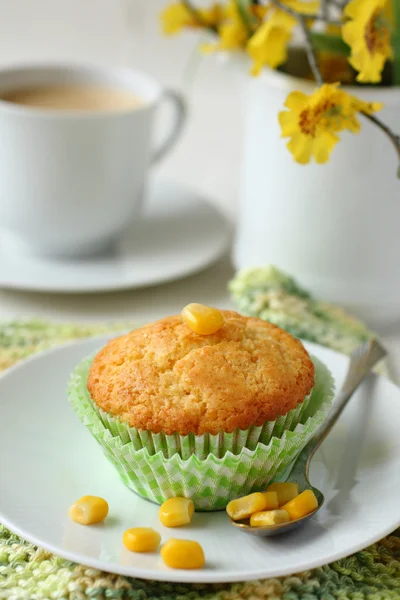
87;311;314;436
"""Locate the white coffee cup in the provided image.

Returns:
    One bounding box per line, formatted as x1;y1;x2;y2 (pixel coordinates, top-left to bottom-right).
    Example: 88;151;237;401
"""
0;63;186;258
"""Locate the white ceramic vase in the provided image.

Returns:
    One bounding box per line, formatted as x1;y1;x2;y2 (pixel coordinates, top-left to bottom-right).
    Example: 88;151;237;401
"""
233;64;400;327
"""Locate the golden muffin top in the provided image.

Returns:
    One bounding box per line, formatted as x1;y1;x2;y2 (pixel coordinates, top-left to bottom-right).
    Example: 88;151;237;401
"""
87;310;314;436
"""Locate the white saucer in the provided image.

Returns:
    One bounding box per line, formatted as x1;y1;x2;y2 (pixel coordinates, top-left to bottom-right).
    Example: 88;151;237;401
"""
0;177;231;293
0;338;399;583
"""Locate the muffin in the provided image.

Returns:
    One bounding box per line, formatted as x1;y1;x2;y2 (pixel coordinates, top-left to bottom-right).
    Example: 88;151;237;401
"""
69;308;334;510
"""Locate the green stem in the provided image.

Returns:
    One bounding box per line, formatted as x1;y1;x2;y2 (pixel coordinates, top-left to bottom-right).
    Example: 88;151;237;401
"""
393;0;400;84
362;111;400;176
269;0;323;84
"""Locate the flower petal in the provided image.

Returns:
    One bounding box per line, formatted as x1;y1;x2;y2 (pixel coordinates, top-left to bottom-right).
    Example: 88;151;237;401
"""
278;111;300;137
312;132;339;164
283;0;320;15
350;96;383;114
343;0;392;83
284;91;308;110
161;3;193;35
354;52;387;83
287;133;313;164
247;12;295;72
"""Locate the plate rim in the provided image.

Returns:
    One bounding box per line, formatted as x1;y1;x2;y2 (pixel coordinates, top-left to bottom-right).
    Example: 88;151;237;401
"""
0;177;232;294
0;337;399;583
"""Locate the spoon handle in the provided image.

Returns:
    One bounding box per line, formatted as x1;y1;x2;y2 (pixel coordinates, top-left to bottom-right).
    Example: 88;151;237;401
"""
287;339;387;490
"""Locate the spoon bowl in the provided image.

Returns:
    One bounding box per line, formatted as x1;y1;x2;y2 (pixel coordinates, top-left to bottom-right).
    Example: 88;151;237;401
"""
229;486;324;537
229;507;321;537
229;339;386;537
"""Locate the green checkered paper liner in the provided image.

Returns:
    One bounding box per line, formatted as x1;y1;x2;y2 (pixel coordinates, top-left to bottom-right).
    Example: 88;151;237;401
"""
68;353;334;510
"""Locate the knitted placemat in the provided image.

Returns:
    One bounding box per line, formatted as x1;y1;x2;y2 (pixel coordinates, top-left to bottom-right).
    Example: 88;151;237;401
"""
0;319;399;600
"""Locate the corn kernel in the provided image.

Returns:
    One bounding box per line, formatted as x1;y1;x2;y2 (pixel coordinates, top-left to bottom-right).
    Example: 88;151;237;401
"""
266;482;299;507
123;528;161;553
161;539;205;570
182;303;224;335
282;489;318;521
262;491;279;510
226;492;267;521
68;495;108;525
250;509;290;527
159;497;195;527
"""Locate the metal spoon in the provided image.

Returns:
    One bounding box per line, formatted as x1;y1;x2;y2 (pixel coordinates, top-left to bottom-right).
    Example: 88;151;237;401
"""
230;339;387;537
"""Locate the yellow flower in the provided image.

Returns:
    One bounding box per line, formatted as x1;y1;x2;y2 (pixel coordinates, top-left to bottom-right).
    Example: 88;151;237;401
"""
282;0;320;15
279;83;382;164
161;2;222;36
247;10;297;74
161;3;197;35
246;0;319;76
252;5;268;21
217;20;249;49
350;95;384;115
202;0;249;52
342;0;393;83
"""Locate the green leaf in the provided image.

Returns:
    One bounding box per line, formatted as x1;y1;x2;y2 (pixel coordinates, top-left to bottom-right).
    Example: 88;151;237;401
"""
309;32;350;57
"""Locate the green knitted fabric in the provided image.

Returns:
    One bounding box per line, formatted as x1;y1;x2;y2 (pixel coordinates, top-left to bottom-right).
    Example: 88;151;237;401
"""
0;319;399;600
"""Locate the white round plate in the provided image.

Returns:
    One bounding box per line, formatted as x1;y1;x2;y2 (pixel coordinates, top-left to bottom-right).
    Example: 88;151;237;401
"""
0;338;399;583
0;177;231;293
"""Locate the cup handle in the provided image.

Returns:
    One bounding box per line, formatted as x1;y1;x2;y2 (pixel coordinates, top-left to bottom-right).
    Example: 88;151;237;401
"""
150;89;187;165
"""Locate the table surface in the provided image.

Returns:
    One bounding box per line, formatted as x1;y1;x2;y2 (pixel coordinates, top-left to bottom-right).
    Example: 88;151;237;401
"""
0;0;399;380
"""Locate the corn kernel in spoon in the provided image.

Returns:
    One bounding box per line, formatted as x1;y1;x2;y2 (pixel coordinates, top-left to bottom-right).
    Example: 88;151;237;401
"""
250;509;290;527
266;482;299;506
282;490;318;520
226;492;267;521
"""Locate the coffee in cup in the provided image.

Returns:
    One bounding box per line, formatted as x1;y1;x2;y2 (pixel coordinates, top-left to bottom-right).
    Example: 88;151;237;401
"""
0;84;143;112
